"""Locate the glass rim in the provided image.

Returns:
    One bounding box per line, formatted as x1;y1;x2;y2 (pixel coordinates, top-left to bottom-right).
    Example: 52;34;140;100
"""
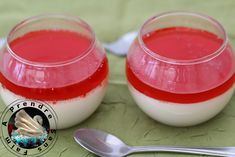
6;14;97;67
138;11;228;65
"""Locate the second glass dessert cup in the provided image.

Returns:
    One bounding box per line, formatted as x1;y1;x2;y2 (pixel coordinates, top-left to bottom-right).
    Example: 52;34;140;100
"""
126;11;235;126
0;14;109;129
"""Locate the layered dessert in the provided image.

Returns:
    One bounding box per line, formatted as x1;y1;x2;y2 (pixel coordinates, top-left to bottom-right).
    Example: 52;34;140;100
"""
127;26;235;126
0;29;108;129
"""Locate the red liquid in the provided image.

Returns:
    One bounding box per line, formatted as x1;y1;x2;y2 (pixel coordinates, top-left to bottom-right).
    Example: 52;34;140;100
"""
10;30;93;63
144;27;223;60
0;30;108;101
127;27;234;103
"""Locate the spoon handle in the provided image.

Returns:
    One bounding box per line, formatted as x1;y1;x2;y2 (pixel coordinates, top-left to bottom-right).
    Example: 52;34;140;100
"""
130;146;235;156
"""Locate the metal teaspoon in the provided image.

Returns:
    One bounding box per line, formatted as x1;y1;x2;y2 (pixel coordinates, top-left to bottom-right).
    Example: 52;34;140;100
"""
74;128;235;157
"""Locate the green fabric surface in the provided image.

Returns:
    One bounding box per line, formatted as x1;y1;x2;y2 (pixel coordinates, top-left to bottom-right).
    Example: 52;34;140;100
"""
0;0;235;156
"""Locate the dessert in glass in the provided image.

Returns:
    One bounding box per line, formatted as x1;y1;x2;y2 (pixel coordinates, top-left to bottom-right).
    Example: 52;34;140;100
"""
126;12;235;126
0;15;108;129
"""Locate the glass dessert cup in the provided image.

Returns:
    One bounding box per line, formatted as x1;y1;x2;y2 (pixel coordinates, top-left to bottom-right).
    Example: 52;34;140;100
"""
126;11;235;127
0;15;109;129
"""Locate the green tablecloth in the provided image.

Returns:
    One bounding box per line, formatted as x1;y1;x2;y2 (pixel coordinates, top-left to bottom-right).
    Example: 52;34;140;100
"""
0;0;235;156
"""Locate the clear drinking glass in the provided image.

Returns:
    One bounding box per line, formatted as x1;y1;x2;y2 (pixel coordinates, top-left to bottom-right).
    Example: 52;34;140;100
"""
0;14;109;129
126;11;235;126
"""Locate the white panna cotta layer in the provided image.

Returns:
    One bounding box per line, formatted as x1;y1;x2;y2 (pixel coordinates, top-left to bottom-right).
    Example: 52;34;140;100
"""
0;80;107;129
128;83;235;127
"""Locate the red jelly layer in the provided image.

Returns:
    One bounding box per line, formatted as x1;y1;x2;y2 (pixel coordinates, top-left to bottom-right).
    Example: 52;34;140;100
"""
127;63;234;103
144;27;223;60
0;58;108;101
10;30;92;63
0;30;108;101
127;27;234;103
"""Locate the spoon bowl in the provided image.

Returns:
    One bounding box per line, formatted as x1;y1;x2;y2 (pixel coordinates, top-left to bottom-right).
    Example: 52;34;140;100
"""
103;31;138;56
74;128;131;157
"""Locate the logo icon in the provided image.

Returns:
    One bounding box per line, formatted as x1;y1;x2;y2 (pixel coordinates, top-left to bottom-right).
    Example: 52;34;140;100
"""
0;100;57;156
